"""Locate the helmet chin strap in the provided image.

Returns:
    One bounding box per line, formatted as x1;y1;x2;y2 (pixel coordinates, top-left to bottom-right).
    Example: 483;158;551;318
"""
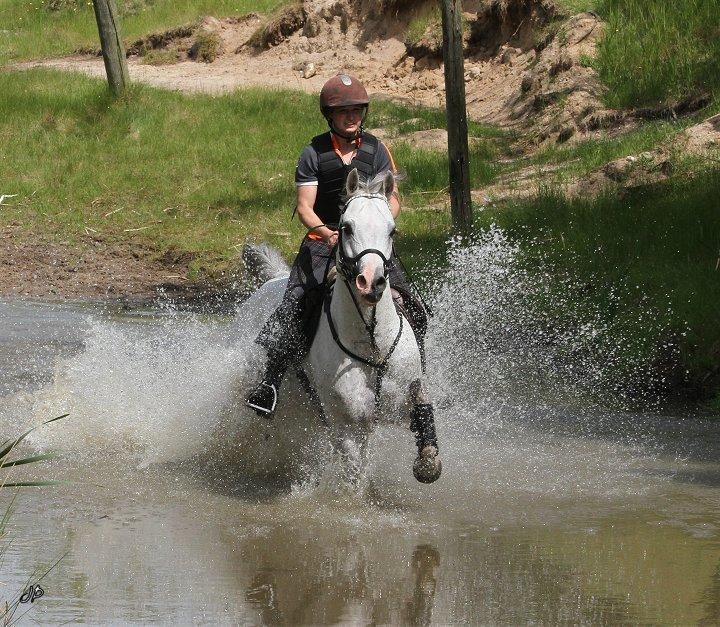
326;107;369;145
330;123;363;144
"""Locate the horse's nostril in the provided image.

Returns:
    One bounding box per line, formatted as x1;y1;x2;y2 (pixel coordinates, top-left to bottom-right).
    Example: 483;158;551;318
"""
375;276;386;289
357;275;368;289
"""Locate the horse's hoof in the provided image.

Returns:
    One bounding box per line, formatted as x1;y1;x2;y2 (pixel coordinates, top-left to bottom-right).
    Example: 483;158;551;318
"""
413;446;442;484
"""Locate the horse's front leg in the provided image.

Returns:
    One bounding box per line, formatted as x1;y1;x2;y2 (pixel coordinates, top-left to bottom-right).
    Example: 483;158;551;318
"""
409;379;442;484
331;424;371;488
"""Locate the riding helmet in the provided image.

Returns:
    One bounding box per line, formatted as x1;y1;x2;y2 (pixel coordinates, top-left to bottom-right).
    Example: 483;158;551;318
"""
319;74;370;117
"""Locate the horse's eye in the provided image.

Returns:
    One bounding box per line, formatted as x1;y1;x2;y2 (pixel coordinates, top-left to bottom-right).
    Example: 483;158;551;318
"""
342;223;353;236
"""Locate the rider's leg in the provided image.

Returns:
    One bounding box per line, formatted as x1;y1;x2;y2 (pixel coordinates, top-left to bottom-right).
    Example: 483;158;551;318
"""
246;293;304;416
246;238;334;417
246;289;306;413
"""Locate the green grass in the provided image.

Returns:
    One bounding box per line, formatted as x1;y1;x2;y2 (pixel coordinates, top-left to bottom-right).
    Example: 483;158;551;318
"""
138;48;180;65
0;0;288;63
405;6;441;49
534;106;719;174
555;0;601;13
592;0;720;109
476;169;720;402
0;69;497;278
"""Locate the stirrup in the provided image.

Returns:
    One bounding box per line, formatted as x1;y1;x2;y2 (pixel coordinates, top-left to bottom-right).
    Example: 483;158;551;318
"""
246;381;278;417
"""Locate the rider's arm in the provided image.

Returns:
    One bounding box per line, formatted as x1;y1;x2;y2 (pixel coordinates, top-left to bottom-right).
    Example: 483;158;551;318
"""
389;189;400;219
296;185;338;245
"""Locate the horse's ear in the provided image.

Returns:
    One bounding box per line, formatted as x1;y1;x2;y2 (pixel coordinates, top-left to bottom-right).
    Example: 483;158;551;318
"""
382;171;395;200
346;168;360;196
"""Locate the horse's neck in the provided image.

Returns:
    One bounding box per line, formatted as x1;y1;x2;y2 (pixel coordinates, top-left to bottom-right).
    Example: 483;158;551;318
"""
330;279;399;351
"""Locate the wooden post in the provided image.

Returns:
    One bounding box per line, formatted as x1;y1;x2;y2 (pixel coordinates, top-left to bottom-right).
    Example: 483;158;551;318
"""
91;0;129;97
440;0;473;234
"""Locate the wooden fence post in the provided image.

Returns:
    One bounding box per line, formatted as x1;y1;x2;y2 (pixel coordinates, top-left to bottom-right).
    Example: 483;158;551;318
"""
91;0;129;97
440;0;473;234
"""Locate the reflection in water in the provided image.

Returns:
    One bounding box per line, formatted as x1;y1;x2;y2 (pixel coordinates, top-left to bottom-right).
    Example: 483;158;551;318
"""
6;469;714;625
246;573;281;624
700;560;720;625
406;545;439;626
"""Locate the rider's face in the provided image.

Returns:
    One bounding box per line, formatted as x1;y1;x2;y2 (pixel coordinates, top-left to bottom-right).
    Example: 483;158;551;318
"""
331;106;364;135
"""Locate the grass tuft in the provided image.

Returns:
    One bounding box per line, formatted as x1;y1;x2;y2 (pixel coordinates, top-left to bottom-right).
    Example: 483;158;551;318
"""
138;47;180;65
593;0;720;109
405;6;442;50
246;1;305;50
189;30;222;62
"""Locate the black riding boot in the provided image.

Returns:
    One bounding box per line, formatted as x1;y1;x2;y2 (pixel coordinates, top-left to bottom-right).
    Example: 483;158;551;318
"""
246;345;292;417
246;295;306;417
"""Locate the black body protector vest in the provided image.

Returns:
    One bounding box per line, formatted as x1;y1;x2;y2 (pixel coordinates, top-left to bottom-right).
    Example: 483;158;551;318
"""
311;131;380;226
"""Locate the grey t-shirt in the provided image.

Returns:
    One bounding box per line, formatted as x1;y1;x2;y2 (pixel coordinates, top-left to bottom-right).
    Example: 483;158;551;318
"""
295;138;395;186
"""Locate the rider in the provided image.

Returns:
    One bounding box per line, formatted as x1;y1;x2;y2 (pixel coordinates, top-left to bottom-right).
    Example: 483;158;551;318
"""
246;73;427;417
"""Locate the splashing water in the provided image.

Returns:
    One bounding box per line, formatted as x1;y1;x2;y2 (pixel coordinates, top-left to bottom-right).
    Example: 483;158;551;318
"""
423;227;679;419
0;227;677;495
0;231;714;626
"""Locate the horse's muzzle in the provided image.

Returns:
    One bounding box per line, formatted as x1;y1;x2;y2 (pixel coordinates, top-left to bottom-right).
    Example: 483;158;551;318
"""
355;260;387;304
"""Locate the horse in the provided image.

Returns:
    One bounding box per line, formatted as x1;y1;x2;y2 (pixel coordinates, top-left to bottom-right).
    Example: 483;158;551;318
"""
243;168;441;485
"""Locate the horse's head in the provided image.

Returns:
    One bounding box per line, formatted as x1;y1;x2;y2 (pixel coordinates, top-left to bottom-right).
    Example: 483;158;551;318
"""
337;168;397;305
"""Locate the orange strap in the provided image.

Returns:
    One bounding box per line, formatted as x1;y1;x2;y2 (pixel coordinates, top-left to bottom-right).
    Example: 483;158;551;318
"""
382;142;397;173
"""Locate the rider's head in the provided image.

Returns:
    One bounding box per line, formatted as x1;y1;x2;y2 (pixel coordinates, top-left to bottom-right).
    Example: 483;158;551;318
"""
320;74;370;143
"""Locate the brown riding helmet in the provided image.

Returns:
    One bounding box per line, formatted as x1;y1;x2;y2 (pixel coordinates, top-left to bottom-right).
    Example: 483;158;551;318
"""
319;74;370;117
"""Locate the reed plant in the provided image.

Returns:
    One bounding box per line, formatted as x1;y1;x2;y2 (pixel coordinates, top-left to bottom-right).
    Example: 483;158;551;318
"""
0;415;66;489
0;414;68;625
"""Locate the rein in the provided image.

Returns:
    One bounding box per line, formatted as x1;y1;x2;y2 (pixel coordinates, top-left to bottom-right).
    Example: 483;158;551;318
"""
323;284;404;409
322;191;403;409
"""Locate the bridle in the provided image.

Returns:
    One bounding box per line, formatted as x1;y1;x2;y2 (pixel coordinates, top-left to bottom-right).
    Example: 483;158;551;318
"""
335;192;394;282
323;191;403;410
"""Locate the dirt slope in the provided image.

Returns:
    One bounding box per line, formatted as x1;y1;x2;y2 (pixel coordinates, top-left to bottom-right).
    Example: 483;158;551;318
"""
19;0;616;148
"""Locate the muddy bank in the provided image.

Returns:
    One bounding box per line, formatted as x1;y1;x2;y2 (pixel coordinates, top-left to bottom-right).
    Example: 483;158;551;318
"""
0;227;233;304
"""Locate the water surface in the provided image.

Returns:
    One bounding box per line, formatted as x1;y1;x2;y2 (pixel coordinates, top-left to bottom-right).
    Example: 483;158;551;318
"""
1;238;720;624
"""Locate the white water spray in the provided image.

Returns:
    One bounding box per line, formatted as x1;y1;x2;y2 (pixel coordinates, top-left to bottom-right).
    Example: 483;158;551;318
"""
0;227;676;497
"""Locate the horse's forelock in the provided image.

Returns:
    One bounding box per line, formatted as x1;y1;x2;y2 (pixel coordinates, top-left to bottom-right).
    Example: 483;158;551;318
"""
344;172;397;201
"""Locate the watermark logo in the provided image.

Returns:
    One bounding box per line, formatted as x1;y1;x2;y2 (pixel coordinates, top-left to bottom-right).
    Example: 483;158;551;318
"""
19;584;44;604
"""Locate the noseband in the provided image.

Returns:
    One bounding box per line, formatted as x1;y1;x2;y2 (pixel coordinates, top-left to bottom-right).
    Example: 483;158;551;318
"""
336;193;394;282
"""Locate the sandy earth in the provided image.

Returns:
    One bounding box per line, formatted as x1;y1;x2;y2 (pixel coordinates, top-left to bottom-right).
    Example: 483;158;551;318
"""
17;1;611;145
0;228;211;302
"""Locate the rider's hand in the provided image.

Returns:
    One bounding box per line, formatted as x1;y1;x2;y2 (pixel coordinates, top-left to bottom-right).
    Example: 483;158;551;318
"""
326;231;339;247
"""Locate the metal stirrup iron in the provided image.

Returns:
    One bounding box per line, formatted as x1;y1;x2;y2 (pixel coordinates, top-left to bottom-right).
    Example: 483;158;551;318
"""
246;382;278;416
